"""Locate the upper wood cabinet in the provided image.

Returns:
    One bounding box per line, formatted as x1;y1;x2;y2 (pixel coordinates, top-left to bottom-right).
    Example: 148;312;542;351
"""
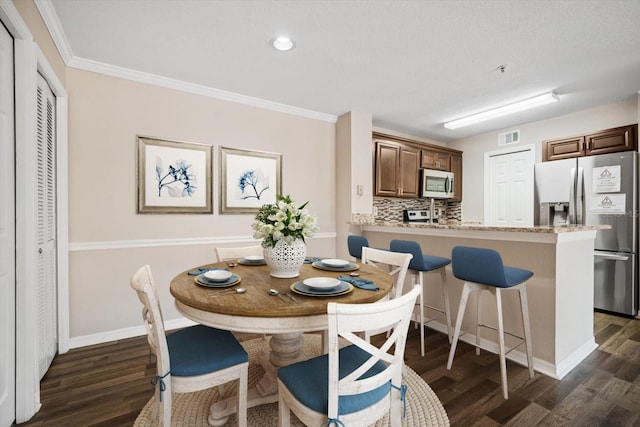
374;140;420;198
543;124;637;162
585;125;637;155
421;150;451;171
373;132;463;199
450;154;463;202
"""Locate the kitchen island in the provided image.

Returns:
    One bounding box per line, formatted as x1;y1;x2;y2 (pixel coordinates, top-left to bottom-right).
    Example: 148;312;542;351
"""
350;220;609;379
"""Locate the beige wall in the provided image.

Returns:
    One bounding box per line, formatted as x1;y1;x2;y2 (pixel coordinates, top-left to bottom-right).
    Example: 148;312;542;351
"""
449;96;639;223
16;0;337;341
66;69;336;338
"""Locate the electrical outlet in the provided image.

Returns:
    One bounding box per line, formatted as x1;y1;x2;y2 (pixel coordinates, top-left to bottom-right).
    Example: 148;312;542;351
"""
357;184;363;196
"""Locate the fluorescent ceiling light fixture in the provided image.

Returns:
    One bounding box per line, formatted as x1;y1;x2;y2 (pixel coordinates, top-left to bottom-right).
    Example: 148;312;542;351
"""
272;36;295;51
444;92;559;130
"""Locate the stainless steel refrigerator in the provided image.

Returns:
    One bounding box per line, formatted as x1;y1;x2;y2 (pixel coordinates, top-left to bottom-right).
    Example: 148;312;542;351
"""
534;151;638;316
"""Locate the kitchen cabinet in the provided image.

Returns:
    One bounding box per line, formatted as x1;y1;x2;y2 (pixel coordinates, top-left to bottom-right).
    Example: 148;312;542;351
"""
543;124;637;162
374;140;420;198
373;132;462;199
450;154;462;201
585;125;637;156
421;149;451;171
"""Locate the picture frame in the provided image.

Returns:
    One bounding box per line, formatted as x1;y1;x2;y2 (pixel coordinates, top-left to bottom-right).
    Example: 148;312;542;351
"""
219;147;282;214
137;135;212;214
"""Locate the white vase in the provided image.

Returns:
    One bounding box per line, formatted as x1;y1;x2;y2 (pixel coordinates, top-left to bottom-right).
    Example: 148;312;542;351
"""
263;239;307;278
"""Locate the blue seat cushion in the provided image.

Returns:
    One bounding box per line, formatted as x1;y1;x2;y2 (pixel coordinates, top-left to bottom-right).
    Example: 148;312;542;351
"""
167;325;248;377
503;266;534;287
277;344;390;415
420;254;451;272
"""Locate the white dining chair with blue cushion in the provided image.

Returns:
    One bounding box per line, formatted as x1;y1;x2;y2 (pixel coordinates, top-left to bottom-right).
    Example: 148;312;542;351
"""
277;285;421;427
389;239;452;356
446;246;535;399
130;265;249;426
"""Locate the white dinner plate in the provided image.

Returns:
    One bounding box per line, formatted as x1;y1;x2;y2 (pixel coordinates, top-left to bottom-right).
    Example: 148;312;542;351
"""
303;277;341;290
195;273;241;288
291;281;353;297
244;255;264;262
204;270;233;282
321;258;350;267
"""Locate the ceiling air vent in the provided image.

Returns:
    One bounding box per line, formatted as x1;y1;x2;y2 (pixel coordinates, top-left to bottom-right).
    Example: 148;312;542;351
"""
498;129;520;146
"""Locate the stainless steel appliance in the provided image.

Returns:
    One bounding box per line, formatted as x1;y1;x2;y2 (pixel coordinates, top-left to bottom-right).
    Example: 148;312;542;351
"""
403;208;440;224
421;169;454;199
534;151;638;316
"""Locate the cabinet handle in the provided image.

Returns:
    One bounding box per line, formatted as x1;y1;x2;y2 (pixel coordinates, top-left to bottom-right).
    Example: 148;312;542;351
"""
398;188;403;195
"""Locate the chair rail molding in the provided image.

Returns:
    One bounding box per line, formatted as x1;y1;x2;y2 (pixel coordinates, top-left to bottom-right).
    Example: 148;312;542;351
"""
68;232;337;252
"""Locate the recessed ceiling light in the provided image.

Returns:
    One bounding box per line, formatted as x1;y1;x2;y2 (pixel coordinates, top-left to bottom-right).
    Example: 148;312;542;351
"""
272;36;295;52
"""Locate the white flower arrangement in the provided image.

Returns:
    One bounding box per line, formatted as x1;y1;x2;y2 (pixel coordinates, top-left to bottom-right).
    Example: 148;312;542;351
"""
252;194;319;248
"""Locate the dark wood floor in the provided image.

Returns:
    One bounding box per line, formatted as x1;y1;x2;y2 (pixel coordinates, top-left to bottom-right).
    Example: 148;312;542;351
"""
15;312;640;426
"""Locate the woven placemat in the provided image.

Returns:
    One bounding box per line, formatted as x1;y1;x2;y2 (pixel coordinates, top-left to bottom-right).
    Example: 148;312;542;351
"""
135;334;449;426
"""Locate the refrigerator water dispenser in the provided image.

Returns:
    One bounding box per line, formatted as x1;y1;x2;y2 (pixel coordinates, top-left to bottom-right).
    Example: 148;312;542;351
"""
539;202;570;226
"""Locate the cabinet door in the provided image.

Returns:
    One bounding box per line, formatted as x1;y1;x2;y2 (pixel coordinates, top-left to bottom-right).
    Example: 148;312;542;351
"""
398;146;420;197
421;149;451;170
421;149;437;169
543;136;585;161
436;152;451;171
375;142;400;197
450;154;463;201
586;125;637;156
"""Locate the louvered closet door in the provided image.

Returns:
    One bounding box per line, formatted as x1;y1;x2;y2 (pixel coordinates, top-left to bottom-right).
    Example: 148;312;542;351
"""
0;20;16;426
36;73;57;378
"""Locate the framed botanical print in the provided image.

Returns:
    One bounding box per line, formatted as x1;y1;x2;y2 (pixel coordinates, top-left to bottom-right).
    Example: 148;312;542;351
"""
219;147;282;214
137;135;212;213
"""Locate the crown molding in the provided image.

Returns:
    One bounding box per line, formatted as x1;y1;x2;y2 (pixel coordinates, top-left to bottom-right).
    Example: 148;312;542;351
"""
34;0;337;124
68;56;338;123
34;0;73;63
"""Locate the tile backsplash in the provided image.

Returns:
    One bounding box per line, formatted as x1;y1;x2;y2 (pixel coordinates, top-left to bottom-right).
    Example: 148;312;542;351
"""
373;198;462;222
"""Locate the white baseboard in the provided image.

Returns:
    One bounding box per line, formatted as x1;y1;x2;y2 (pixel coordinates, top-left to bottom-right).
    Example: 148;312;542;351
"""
423;320;597;380
68;317;196;349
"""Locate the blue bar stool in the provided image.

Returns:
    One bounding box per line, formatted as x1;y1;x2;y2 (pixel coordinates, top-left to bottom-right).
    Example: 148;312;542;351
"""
390;239;452;357
446;246;535;399
347;235;370;260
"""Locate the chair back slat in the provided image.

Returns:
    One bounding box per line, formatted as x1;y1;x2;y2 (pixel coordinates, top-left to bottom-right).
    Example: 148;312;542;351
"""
361;247;412;299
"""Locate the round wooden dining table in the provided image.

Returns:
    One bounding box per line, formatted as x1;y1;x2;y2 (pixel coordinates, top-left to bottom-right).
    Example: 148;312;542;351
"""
170;259;393;426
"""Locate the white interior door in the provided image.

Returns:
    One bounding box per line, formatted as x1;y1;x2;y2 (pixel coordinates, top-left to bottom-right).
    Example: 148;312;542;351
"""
486;146;534;227
36;73;57;378
0;21;16;426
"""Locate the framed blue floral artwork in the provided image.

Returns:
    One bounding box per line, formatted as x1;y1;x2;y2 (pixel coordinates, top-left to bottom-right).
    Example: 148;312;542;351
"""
219;146;282;214
137;136;212;214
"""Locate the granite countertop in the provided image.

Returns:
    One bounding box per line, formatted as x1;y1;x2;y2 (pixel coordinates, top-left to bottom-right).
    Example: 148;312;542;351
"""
350;220;610;233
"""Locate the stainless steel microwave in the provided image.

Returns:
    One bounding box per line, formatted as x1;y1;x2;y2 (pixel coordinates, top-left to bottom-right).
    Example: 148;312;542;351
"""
421;169;454;199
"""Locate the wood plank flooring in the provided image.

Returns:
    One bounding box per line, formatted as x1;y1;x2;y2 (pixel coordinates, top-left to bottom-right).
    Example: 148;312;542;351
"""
14;312;640;426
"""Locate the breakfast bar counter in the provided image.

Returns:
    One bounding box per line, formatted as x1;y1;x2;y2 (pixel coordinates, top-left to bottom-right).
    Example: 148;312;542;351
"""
350;220;610;379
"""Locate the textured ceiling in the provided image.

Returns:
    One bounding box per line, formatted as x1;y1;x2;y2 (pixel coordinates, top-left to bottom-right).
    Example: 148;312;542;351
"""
40;0;640;142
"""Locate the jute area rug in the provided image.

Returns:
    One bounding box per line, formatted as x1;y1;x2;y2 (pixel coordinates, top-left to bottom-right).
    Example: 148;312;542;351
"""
134;334;449;426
